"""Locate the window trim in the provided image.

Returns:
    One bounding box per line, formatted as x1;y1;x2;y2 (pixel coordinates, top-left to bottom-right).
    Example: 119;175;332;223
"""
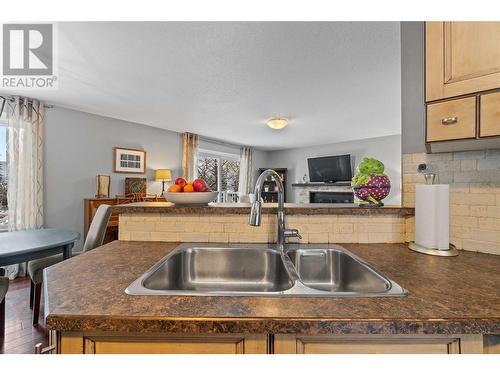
198;148;239;161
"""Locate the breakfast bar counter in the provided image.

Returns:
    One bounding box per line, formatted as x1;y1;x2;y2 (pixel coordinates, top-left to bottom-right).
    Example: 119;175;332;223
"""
113;202;415;216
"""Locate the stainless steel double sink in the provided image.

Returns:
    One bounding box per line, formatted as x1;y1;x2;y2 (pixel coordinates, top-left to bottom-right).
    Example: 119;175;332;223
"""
125;244;407;297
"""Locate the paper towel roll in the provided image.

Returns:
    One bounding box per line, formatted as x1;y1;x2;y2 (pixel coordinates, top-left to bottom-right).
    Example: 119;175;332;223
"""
415;184;450;250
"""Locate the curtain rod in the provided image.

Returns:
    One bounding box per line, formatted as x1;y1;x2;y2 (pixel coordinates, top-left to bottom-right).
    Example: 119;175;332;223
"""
0;95;54;109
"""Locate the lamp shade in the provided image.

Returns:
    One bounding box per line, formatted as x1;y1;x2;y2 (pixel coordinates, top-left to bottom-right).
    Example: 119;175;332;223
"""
154;169;172;181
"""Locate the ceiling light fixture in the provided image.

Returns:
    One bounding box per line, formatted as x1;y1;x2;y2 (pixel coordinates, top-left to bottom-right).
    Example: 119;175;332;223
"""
266;117;289;130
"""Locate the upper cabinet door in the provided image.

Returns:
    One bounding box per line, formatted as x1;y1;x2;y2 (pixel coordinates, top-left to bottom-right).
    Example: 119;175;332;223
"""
426;22;500;102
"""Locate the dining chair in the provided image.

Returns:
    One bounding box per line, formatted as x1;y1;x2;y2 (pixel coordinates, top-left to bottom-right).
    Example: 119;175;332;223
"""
0;268;9;339
28;204;112;326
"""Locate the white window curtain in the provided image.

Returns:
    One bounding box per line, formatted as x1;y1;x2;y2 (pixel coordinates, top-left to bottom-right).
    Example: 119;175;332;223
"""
3;97;44;279
238;146;253;198
181;132;199;181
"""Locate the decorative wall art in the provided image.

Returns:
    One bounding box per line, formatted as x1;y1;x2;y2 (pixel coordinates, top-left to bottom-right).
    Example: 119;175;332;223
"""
95;175;110;198
114;147;146;174
125;177;147;196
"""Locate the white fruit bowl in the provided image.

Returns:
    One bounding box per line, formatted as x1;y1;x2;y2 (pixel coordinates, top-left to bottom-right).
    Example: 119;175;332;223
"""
164;191;218;205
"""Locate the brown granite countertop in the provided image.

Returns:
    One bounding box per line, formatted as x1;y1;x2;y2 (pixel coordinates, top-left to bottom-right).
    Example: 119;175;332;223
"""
44;241;500;335
113;202;415;216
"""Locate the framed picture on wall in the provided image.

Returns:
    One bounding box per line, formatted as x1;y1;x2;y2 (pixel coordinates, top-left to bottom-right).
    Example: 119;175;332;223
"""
114;147;147;174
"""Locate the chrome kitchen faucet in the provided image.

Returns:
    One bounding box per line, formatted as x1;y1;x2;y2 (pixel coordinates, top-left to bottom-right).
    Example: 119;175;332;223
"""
249;169;301;251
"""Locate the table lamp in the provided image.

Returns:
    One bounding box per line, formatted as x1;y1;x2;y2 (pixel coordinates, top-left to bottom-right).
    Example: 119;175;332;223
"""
155;169;172;193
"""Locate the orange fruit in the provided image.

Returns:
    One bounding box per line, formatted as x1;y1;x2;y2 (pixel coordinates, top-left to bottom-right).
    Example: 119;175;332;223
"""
168;184;182;192
183;184;194;192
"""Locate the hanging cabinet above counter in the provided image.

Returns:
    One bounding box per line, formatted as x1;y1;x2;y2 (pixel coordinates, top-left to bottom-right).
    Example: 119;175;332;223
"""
425;22;500;153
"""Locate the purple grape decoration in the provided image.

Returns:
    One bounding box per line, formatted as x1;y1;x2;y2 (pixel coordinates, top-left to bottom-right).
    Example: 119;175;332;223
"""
352;158;391;207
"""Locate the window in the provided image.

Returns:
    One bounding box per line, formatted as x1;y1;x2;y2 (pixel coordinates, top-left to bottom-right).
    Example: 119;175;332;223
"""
197;156;218;191
197;150;240;202
220;158;240;192
0;111;8;230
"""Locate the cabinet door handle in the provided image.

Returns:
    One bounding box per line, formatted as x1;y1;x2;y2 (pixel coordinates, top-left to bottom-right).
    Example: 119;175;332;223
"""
441;116;458;125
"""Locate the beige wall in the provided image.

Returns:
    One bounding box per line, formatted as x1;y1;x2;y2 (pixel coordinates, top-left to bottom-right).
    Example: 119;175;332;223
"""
403;151;500;255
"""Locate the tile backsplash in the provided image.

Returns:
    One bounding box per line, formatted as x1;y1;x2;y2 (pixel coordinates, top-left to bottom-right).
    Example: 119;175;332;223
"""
403;150;500;255
119;213;406;244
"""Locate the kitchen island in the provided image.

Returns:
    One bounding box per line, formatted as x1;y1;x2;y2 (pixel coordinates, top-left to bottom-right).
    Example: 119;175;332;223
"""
44;240;500;354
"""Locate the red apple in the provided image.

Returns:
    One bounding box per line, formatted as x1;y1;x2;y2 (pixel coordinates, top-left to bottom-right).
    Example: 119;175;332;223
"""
192;178;207;192
174;177;187;188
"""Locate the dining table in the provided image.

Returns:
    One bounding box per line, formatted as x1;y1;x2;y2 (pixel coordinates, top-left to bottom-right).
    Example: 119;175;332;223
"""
0;228;81;267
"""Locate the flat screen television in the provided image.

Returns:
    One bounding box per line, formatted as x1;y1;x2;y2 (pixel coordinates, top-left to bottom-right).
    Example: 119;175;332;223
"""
307;154;352;183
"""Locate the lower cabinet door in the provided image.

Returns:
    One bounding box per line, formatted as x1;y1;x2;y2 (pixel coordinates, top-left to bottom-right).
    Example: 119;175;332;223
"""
274;334;484;354
59;332;269;354
58;332;485;354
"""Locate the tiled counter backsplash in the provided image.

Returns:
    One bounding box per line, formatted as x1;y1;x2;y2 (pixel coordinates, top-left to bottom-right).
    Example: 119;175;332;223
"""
119;213;406;244
404;150;500;255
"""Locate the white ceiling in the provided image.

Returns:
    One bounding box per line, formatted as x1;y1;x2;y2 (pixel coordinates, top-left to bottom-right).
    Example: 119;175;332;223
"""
3;22;402;150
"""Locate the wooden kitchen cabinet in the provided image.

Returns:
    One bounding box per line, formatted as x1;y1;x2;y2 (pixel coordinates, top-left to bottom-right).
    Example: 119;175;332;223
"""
480;91;500;137
57;332;269;354
55;331;491;354
426;22;500;102
273;334;484;354
426;96;476;142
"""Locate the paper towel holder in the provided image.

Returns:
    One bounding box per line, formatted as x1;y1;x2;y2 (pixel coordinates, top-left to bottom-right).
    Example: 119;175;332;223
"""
408;242;458;256
408;179;458;256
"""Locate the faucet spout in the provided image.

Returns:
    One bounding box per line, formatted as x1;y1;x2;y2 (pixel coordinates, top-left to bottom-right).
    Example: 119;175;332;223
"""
249;169;300;250
248;199;262;226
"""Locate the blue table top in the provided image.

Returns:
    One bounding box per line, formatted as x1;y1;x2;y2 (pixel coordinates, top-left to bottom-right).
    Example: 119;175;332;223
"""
0;228;81;259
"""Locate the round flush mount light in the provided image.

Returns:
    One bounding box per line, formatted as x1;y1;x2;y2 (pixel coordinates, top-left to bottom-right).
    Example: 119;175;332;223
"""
266;117;289;130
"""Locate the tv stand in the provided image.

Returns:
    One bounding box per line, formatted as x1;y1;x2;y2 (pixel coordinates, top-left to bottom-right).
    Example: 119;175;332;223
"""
291;182;353;204
310;191;354;204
